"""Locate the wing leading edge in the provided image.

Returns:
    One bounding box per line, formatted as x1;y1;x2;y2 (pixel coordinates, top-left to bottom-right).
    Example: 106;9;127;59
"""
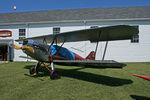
53;60;126;68
16;25;139;43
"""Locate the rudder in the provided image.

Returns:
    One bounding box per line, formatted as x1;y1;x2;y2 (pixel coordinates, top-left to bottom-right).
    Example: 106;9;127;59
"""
86;51;95;60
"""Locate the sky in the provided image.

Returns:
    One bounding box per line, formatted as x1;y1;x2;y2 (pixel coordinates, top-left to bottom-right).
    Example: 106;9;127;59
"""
0;0;150;13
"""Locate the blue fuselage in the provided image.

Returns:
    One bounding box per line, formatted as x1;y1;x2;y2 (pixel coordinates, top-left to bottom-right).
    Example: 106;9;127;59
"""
22;40;75;62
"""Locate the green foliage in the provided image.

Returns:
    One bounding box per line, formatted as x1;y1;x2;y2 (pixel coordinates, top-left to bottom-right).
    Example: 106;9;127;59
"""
0;62;150;100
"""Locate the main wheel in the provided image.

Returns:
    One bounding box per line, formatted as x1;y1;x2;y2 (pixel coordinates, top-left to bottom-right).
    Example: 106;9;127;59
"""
29;67;36;75
50;71;60;80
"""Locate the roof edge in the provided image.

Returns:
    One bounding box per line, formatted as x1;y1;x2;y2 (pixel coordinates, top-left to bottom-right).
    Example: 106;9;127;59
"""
0;18;150;26
1;6;149;14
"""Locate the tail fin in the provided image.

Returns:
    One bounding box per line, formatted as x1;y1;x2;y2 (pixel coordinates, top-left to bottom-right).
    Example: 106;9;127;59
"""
86;51;95;60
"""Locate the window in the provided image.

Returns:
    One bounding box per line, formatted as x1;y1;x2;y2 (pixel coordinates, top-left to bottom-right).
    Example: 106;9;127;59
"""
53;27;60;35
131;26;139;43
131;35;139;43
90;26;99;29
19;29;26;40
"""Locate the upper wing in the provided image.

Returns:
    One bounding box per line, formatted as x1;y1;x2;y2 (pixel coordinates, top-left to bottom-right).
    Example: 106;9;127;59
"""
16;25;139;43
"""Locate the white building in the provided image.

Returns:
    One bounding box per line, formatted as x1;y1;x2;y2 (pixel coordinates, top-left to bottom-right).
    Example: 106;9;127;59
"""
0;6;150;62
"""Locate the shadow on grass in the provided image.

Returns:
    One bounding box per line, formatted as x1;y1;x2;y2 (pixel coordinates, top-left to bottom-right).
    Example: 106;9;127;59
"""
24;65;133;86
130;95;150;100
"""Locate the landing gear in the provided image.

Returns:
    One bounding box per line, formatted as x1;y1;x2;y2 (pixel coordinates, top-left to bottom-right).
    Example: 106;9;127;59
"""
29;66;36;75
50;70;60;80
29;62;41;75
45;37;60;80
35;62;41;74
29;59;60;79
42;62;60;80
49;62;60;80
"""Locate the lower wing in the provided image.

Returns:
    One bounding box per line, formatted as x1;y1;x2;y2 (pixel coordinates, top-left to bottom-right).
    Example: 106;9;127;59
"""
53;60;126;68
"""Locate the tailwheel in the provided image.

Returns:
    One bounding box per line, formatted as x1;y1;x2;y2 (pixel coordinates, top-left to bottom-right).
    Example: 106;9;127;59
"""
50;71;60;80
29;67;36;75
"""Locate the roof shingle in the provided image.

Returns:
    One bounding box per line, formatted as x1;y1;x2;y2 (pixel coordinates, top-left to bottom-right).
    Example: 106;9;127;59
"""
0;6;150;24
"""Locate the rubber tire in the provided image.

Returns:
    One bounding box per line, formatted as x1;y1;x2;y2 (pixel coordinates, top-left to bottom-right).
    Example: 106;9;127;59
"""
29;67;36;75
50;71;60;80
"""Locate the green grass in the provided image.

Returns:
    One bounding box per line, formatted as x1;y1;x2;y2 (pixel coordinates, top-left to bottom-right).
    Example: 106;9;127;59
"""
0;62;150;100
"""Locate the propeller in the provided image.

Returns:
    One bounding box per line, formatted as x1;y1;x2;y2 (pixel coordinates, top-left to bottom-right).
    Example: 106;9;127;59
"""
14;45;21;49
14;45;34;53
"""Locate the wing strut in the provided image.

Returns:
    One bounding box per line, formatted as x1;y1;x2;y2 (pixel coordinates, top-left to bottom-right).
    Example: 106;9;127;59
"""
102;41;108;60
94;31;101;60
95;41;99;57
43;37;47;44
57;40;65;51
46;37;60;79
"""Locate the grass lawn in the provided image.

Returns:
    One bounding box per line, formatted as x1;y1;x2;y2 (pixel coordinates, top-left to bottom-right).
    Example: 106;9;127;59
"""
0;62;150;100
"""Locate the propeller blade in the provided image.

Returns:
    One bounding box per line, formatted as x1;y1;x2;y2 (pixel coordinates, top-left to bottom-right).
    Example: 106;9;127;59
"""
14;45;21;49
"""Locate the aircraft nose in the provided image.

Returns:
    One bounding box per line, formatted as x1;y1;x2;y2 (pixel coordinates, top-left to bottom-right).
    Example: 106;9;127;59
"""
22;46;35;53
14;45;34;53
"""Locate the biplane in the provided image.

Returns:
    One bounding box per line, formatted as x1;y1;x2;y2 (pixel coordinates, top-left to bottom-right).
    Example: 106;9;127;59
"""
14;25;139;79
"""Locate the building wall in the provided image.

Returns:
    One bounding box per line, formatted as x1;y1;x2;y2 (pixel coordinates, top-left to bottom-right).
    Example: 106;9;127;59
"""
0;25;28;61
99;25;150;62
0;20;150;62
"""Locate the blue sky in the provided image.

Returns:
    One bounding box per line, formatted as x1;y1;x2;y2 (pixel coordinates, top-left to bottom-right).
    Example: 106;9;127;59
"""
0;0;150;13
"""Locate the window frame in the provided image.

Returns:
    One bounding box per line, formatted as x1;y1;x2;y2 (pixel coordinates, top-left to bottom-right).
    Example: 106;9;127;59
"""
53;27;60;35
19;29;26;40
131;26;139;43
